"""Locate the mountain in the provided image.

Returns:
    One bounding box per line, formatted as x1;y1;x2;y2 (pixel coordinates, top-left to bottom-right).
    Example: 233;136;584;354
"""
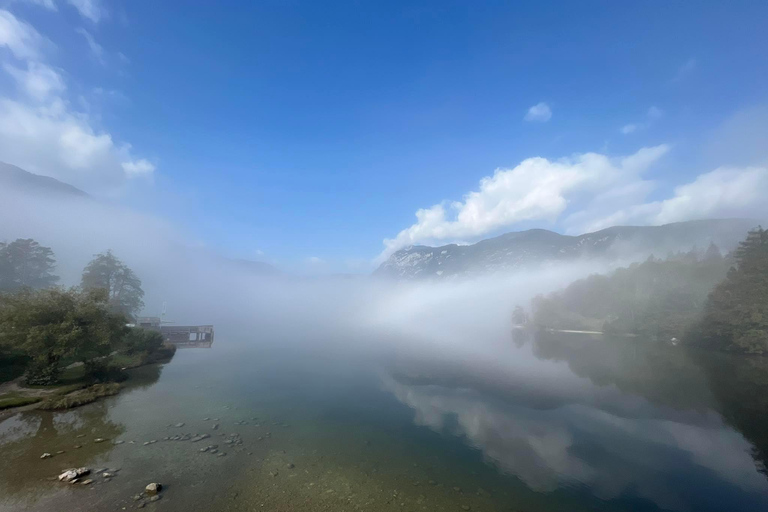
0;161;88;197
374;219;760;279
227;258;281;276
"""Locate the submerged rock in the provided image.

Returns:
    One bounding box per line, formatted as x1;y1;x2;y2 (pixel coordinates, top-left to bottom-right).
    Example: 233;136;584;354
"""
145;482;162;495
58;468;90;483
40;453;52;459
94;438;106;443
149;495;161;502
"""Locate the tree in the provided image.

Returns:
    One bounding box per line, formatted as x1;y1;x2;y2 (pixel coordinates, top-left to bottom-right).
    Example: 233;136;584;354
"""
0;239;59;291
81;251;144;320
694;227;768;354
0;288;127;384
512;305;529;326
703;242;723;263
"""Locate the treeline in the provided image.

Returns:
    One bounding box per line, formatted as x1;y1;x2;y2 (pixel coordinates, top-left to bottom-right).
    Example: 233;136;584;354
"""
0;239;165;385
529;228;768;355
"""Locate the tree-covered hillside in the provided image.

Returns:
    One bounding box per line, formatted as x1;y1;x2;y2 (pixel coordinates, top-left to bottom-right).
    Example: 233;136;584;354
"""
692;227;768;354
531;244;730;340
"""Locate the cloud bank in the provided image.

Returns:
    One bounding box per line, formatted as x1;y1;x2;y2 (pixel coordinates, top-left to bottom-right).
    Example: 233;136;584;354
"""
379;142;768;261
0;7;149;193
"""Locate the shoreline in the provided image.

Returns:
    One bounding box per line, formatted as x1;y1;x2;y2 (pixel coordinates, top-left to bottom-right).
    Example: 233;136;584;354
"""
0;346;176;416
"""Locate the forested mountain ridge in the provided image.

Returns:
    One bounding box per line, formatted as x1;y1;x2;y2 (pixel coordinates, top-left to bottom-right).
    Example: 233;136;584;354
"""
375;219;757;279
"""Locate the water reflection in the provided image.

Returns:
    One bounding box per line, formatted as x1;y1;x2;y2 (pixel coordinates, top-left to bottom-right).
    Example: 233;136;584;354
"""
0;363;165;502
382;332;768;512
0;404;125;500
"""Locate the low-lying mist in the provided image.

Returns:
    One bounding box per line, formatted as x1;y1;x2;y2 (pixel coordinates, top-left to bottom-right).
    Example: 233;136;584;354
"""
0;187;625;367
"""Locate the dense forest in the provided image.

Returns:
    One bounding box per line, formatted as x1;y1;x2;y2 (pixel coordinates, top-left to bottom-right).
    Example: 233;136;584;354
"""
530;227;768;354
0;239;164;386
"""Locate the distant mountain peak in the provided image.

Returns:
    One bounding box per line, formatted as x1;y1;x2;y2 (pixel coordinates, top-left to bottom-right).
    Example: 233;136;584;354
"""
0;161;88;198
374;219;759;280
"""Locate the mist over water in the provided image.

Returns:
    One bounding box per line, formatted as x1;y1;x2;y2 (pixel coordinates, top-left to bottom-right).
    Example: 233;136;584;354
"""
3;188;768;512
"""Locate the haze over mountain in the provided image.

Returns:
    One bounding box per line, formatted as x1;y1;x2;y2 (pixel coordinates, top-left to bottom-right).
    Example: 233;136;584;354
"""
0;162;88;198
374;219;758;280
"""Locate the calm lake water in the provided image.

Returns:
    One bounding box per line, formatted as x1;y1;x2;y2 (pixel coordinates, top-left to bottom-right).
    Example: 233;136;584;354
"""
2;329;768;512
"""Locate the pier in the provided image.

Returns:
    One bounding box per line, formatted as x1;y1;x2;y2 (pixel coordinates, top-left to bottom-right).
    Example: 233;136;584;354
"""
136;317;214;348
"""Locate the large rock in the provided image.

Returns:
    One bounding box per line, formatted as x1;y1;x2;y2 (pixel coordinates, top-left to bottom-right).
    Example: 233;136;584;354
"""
58;468;90;483
145;483;162;495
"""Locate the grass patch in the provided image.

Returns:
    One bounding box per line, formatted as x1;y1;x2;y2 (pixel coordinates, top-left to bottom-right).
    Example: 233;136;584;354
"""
38;382;121;411
0;393;41;410
110;352;146;369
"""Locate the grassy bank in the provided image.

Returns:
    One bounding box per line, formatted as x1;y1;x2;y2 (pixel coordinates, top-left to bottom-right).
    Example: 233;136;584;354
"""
0;345;176;413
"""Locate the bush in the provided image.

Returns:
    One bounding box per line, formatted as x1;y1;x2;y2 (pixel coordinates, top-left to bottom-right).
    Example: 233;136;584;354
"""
24;361;61;386
120;328;164;355
84;360;128;383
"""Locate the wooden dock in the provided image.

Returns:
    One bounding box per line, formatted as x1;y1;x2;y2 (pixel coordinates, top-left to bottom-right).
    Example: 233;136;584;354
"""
136;317;214;348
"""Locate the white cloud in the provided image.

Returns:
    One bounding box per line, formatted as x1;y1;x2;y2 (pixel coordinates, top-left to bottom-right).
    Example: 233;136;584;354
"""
0;9;44;60
524;102;552;122
621;124;637;134
122;158;155;178
647;106;664;120
0;97;135;187
67;0;105;23
653;166;768;224
568;166;768;233
306;256;324;265
378;145;670;262
0;5;153;192
620;106;664;135
75;27;104;63
672;58;697;83
3;61;64;101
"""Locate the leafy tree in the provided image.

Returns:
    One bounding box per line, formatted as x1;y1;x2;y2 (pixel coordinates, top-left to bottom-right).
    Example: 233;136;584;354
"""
512;305;529;326
0;288;127;384
694;227;768;354
81;251;144;320
0;239;59;291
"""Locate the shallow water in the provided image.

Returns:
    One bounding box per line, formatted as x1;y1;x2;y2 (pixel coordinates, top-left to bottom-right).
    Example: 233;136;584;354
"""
2;330;768;512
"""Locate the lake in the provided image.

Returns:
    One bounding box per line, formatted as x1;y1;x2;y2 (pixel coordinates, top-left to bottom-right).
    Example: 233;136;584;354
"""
2;329;767;512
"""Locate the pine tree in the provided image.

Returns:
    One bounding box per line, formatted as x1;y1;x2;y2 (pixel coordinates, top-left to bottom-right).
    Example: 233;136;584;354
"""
696;227;768;354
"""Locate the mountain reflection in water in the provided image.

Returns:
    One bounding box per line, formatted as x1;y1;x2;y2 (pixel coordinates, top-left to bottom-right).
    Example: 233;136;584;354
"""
2;333;768;512
383;331;768;512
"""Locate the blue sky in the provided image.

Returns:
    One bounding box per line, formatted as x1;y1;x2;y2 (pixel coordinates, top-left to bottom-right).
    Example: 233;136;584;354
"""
1;1;767;272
